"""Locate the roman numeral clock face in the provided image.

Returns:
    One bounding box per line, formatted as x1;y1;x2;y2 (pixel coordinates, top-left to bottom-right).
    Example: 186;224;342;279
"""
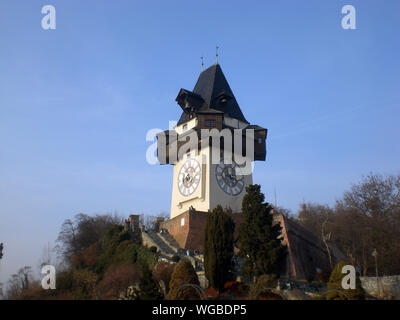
178;158;201;197
215;160;244;196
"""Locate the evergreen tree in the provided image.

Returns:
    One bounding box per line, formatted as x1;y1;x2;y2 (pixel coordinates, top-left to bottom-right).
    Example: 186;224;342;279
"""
138;263;163;300
204;205;235;292
238;184;285;279
166;259;200;300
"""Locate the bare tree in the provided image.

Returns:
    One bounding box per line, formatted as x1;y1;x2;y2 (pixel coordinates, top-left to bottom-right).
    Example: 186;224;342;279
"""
321;214;333;269
38;242;56;269
332;174;400;275
56;213;123;264
5;266;33;299
297;202;333;241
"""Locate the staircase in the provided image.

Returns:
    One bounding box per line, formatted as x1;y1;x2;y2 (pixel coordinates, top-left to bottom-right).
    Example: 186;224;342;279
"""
141;230;176;258
158;233;185;255
141;229;204;273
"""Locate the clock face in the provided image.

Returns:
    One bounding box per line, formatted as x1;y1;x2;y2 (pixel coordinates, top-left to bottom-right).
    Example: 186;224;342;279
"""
178;158;201;197
215;160;245;196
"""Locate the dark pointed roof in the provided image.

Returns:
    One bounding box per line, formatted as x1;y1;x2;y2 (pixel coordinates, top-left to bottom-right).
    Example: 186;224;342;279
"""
177;64;249;125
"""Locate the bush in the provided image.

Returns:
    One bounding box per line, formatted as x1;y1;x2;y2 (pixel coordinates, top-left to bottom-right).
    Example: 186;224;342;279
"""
248;274;278;299
113;241;138;265
136;246;158;269
71;269;98;299
54;269;98;299
56;270;74;292
94;225;157;273
71;243;101;270
94;225;133;273
97;262;141;299
326;261;364;300
152;261;176;295
166;259;200;300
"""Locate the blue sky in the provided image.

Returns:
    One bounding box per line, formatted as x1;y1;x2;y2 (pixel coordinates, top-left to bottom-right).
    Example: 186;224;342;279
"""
0;0;399;285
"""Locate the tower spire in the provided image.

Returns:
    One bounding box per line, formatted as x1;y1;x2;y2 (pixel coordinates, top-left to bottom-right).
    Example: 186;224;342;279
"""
201;56;204;71
216;46;219;64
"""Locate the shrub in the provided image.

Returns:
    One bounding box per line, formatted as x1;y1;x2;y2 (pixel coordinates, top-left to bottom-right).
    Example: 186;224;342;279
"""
166;259;200;300
113;241;138;265
56;270;74;292
97;262;141;299
94;225;133;273
136;246;158;269
248;274;278;299
71;269;98;299
152;261;176;295
71;243;101;269
326;261;364;300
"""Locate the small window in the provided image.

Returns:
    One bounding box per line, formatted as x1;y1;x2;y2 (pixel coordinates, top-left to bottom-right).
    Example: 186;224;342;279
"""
257;138;263;144
204;119;216;127
183;124;188;131
181;218;185;226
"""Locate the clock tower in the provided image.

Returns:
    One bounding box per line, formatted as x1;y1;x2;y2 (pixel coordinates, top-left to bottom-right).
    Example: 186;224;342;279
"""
157;63;267;221
153;66;345;275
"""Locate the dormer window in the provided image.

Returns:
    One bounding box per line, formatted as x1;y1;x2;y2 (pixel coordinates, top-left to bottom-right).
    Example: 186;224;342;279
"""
183;124;188;131
216;92;232;107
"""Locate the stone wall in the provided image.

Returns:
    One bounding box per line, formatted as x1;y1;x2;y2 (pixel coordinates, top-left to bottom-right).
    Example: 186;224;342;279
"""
274;213;345;280
185;211;208;252
160;210;245;253
159;211;190;249
360;275;400;299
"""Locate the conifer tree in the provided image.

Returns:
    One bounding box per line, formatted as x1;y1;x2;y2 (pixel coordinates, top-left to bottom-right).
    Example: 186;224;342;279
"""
238;184;285;279
203;205;235;292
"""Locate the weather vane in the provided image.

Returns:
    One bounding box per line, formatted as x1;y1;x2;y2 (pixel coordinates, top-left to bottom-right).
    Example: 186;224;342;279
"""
201;56;204;71
216;46;219;64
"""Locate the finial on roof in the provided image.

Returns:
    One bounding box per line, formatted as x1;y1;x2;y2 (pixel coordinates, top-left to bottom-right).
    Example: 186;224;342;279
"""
201;56;204;71
216;45;219;64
